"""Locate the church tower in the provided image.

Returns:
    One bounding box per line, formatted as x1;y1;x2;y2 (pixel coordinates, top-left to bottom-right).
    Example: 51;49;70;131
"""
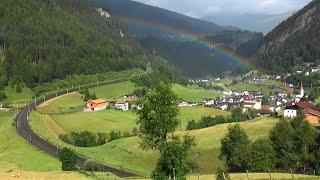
300;82;304;98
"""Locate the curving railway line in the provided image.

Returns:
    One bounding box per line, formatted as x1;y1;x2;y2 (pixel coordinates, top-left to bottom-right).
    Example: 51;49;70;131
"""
14;79;138;178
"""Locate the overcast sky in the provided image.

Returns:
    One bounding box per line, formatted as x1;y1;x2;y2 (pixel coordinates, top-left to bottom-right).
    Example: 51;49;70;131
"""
133;0;312;18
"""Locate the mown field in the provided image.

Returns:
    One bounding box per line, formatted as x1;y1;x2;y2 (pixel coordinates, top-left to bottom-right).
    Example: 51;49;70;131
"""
172;84;220;102
29;111;278;175
88;81;136;100
0;112;60;172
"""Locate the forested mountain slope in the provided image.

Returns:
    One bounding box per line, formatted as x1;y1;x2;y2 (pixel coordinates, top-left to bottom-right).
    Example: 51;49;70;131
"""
90;0;262;77
90;0;223;35
0;0;148;87
254;0;320;73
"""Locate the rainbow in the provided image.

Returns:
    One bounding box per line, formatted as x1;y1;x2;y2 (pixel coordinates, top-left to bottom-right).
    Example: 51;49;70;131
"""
119;15;258;71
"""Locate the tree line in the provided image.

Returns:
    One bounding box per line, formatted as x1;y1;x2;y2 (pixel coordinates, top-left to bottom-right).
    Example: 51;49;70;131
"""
220;116;320;175
0;0;148;88
186;107;259;131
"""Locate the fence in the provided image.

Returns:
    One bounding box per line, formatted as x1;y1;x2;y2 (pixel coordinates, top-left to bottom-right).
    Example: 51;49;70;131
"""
15;78;150;178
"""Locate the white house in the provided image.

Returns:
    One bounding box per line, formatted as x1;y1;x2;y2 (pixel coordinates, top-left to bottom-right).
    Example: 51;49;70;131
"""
284;108;297;119
179;101;189;107
243;101;262;110
203;99;215;106
115;102;129;111
242;91;250;96
284;103;298;119
219;103;229;111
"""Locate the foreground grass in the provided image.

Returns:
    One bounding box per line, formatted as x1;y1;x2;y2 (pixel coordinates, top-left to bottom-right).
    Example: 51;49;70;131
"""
172;84;220;102
29;112;278;175
188;173;318;180
0;166;93;180
0;112;60;172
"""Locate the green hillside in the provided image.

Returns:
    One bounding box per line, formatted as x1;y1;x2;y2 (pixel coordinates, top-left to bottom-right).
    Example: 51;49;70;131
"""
0;0;148;87
0;112;60;171
254;0;320;73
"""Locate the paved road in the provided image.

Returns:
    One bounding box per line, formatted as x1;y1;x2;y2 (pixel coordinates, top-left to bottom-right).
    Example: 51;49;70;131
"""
15;80;137;178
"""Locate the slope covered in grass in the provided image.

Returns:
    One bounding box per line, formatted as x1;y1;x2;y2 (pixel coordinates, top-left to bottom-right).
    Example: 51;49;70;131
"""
88;81;136;100
172;84;220;102
0;112;59;171
29;111;278;175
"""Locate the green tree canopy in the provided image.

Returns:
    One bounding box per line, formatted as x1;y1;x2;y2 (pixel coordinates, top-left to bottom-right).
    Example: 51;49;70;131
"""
248;139;276;172
59;148;77;171
152;135;196;180
220;124;251;172
137;82;179;150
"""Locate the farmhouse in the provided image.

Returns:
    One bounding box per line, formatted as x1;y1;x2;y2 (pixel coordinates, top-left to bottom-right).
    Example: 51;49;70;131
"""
297;101;320;124
115;102;129;111
86;99;108;111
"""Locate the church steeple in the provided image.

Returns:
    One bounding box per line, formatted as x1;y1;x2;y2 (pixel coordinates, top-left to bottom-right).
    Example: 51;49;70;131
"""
300;82;304;97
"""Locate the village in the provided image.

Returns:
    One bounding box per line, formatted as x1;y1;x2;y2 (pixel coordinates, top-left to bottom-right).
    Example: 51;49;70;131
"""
84;79;320;126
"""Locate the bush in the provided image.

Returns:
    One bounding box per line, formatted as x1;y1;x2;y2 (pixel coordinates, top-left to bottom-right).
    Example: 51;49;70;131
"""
215;168;230;180
84;160;102;171
186;115;227;130
59;148;77;171
0;91;6;101
59;131;107;147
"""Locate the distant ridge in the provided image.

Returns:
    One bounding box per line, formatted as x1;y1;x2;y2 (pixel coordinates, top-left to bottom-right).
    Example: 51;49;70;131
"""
254;0;320;73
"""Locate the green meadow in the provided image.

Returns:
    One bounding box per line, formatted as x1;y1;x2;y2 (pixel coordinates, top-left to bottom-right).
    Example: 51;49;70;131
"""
29;110;278;175
88;81;136;100
0;112;60;172
172;84;220;102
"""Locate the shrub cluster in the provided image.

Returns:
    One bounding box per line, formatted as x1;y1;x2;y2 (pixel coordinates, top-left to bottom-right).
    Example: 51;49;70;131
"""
187;115;226;130
59;128;139;147
59;131;107;147
220;117;320;174
186;107;259;130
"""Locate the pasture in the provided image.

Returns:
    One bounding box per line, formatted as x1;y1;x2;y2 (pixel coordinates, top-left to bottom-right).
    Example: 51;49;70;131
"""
51;110;138;133
29;111;278;175
37;92;84;114
0;112;60;172
88;81;136;100
172;84;220;102
2;86;34;107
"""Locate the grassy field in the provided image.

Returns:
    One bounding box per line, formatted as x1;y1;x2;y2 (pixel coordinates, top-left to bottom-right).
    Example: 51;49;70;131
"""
48;106;229;133
187;173;318;180
172;84;220;102
1;86;34;107
88;81;136;100
29;112;278;175
51;110;138;133
0;166;93;180
178;107;230;130
0;112;60;172
37;92;84;114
